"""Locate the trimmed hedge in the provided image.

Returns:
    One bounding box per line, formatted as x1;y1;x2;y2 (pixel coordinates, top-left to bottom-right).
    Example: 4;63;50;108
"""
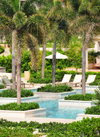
0;89;33;97
64;94;96;101
0;118;100;137
0;84;5;89
85;106;100;115
37;84;73;93
0;102;39;111
30;70;100;85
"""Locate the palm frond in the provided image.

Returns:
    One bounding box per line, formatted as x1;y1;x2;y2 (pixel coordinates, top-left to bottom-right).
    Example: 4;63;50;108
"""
13;11;27;30
26;33;40;70
0;15;14;30
22;0;36;17
0;0;15;17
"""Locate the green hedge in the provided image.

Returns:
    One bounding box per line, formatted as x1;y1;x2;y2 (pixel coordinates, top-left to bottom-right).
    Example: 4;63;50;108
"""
37;84;73;93
64;94;96;101
30;70;79;84
30;70;100;85
0;102;39;111
0;89;33;97
0;46;4;54
85;106;100;115
0;118;100;137
0;84;5;89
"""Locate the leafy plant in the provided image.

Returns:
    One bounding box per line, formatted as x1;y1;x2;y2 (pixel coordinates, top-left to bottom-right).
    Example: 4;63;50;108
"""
0;45;4;54
85;106;100;115
37;84;73;93
0;102;39;111
0;89;33;97
95;86;100;105
64;94;96;101
0;84;5;89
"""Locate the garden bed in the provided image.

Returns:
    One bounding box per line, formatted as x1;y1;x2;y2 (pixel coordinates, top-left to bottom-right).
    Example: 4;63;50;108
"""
0;88;33;97
37;84;73;93
64;94;96;101
0;102;46;118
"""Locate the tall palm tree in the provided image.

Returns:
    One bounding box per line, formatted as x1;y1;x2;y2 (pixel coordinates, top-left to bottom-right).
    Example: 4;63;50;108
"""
69;0;100;94
47;1;69;86
0;0;46;104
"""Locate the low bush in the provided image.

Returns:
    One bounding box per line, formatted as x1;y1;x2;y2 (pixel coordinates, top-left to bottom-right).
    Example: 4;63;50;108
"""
0;84;5;89
0;127;34;137
0;89;33;97
64;94;96;101
37;84;73;93
0;46;4;54
0;118;100;137
0;102;39;111
85;106;100;115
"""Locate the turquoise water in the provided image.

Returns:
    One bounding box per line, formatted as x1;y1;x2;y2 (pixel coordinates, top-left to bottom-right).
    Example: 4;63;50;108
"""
38;100;85;119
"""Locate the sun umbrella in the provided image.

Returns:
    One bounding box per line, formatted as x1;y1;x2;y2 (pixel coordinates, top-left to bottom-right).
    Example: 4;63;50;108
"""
45;52;68;59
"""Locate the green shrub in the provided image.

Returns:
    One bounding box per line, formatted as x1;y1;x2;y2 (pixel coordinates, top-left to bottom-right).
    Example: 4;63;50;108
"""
0;118;100;137
0;55;12;72
64;94;96;101
0;46;4;54
0;89;33;97
0;102;39;111
0;127;34;137
37;84;73;93
30;70;79;83
0;84;5;89
85;106;100;115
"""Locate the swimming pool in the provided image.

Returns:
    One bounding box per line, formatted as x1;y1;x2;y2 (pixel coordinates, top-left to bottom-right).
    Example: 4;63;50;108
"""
37;100;85;119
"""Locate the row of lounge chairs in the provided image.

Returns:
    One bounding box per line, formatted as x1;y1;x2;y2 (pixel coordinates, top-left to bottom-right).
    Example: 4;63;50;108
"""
60;74;96;87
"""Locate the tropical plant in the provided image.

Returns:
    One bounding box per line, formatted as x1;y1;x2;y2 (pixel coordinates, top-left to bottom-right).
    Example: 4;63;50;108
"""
69;0;100;95
47;1;70;86
0;0;47;104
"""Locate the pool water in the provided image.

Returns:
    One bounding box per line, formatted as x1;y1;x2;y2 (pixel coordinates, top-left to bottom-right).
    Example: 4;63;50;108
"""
38;100;85;119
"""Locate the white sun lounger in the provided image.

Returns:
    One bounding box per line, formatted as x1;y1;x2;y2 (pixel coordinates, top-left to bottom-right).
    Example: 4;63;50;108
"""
70;74;82;87
61;74;72;83
56;74;72;84
86;75;96;85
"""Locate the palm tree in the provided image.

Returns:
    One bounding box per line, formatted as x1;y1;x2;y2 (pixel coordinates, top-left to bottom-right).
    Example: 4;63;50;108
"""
69;0;100;94
47;1;69;86
0;0;46;104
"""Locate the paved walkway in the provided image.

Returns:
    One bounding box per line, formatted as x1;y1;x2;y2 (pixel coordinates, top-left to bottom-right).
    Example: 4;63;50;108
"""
0;116;76;124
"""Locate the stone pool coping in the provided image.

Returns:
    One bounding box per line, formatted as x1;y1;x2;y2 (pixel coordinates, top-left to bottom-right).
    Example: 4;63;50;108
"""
76;114;100;120
34;91;76;99
0;96;39;104
0;108;46;118
58;99;94;108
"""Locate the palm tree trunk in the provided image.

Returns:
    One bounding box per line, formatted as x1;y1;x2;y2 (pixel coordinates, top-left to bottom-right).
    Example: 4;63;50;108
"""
82;24;95;95
41;42;46;78
12;30;16;90
82;36;86;95
52;42;56;86
17;44;21;104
